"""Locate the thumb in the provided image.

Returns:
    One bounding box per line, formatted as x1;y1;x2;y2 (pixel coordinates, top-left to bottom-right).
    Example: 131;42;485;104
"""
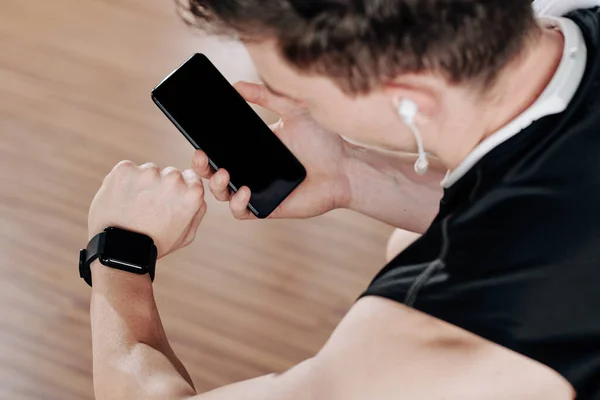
233;81;297;116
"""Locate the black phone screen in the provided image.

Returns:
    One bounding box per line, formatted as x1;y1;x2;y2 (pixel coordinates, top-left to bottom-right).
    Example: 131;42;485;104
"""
151;53;306;218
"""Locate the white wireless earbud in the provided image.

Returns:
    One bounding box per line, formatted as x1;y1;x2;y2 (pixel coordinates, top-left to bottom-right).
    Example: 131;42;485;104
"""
397;97;418;125
396;98;429;175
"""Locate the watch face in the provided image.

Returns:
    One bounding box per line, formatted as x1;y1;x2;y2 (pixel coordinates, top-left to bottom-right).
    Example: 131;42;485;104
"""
100;228;153;271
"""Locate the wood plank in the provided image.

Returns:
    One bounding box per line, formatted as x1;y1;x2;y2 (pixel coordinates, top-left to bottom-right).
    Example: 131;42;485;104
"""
0;0;390;397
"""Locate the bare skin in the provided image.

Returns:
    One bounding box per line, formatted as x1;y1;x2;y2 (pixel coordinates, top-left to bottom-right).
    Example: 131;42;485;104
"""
192;81;445;233
89;162;573;400
386;228;422;261
88;20;576;400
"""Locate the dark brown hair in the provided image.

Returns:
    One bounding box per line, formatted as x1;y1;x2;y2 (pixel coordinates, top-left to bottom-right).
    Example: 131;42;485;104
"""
177;0;539;94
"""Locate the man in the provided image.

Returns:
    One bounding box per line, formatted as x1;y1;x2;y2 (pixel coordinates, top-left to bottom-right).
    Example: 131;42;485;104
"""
83;0;600;398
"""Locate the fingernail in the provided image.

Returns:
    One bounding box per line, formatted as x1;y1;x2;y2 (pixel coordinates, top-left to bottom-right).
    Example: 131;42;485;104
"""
183;169;197;181
238;188;248;202
217;170;225;184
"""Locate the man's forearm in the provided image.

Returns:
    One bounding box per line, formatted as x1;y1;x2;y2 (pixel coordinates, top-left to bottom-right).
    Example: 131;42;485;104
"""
90;261;196;400
344;147;443;233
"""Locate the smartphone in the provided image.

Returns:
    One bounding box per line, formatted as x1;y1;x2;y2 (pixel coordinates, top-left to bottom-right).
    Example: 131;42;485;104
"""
151;53;306;219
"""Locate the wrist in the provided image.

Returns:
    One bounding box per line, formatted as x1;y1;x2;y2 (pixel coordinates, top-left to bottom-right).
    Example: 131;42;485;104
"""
341;149;394;213
340;146;441;232
91;260;153;295
333;160;353;211
81;227;157;288
339;143;378;211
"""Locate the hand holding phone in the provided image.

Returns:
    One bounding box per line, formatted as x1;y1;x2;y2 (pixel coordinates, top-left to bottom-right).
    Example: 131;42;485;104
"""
152;54;306;219
191;81;354;220
153;56;350;219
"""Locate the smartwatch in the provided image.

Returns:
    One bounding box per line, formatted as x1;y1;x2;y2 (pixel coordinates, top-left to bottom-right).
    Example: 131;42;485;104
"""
79;227;157;287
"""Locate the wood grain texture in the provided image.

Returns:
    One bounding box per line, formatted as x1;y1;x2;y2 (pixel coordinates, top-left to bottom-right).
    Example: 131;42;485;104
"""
0;0;391;398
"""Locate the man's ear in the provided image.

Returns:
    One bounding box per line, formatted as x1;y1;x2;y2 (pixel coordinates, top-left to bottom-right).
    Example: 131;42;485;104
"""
383;74;442;123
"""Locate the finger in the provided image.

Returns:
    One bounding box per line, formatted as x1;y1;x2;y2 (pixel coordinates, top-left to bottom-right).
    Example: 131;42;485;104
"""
105;160;136;183
139;162;158;170
208;169;232;202
182;169;202;187
229;186;255;220
138;162;160;177
114;160;136;170
182;201;207;247
182;169;205;202
160;166;183;181
233;81;296;116
192;150;215;179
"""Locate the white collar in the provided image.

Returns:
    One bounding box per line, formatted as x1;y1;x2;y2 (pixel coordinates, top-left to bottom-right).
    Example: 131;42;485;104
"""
441;16;588;188
533;0;600;17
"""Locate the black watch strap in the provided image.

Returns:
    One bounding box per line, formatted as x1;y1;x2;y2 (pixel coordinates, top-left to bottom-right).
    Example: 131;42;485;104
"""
79;230;157;287
79;232;105;286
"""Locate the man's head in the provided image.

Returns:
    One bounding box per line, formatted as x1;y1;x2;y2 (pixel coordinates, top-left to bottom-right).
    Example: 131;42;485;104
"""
178;0;544;164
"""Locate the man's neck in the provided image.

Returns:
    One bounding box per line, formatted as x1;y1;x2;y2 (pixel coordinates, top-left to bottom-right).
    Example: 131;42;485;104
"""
482;26;565;141
436;24;565;172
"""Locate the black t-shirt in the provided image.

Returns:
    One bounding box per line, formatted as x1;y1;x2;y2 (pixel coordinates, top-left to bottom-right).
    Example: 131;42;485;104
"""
363;7;600;399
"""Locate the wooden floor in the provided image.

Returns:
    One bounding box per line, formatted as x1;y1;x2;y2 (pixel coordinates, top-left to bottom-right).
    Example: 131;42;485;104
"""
0;1;391;398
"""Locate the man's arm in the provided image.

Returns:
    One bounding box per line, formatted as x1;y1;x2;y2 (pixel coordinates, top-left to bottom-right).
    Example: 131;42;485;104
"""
90;262;197;399
90;259;314;399
345;145;444;234
90;267;574;400
87;161;572;400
